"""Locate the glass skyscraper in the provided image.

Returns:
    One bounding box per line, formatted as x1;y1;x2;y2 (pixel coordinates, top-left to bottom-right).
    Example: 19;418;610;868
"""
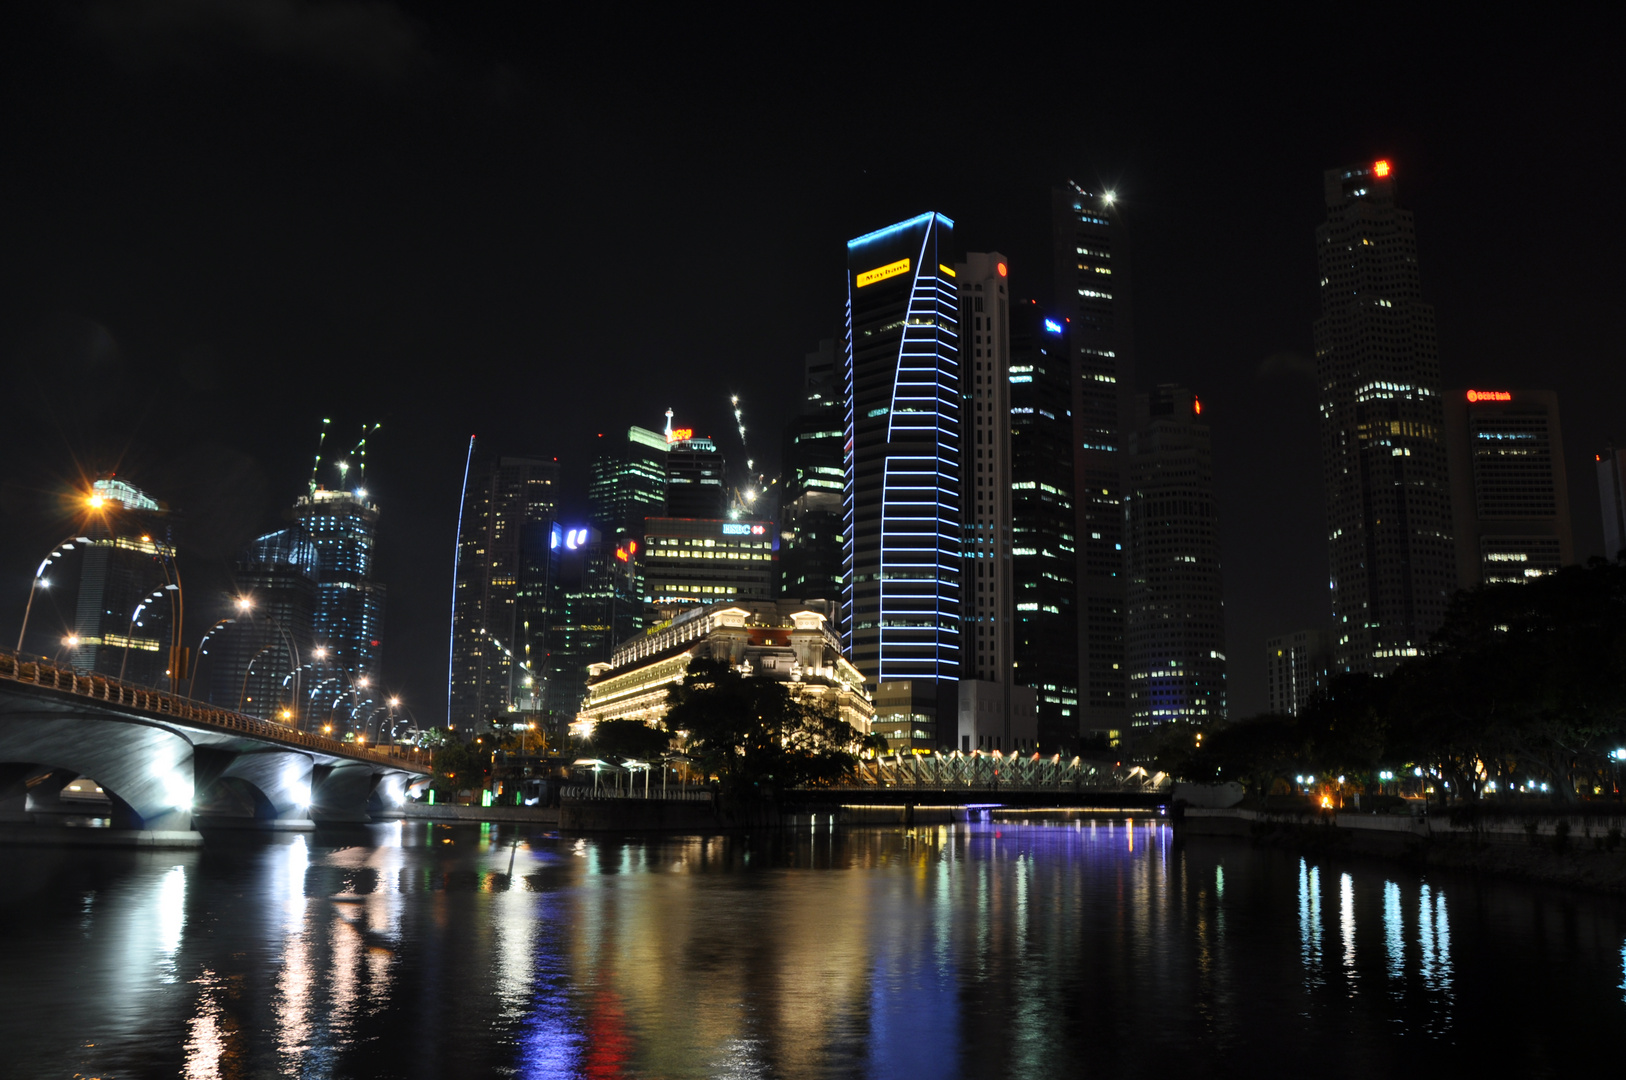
1008;302;1080;750
1053;182;1135;743
1124;385;1226;728
1314;160;1454;673
69;478;176;688
290;486;385;731
843;211;962;747
778;340;845;609
209;527;319;723
448;454;560;733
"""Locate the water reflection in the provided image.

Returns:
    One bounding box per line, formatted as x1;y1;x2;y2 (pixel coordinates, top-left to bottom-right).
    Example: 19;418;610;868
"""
1;818;1624;1076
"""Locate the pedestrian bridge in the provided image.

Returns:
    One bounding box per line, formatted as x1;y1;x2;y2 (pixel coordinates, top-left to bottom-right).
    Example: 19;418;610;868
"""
792;751;1172;809
0;652;430;844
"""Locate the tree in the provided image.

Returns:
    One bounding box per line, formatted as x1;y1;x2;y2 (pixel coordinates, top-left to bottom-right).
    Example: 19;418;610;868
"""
663;657;859;814
585;718;672;764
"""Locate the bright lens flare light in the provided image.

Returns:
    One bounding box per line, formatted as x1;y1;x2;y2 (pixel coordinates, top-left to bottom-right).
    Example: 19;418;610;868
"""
86;492;106;510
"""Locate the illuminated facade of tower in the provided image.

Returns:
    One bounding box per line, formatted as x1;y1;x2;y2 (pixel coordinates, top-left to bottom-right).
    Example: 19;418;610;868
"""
1443;388;1573;587
449;455;560;733
290;486;385;729
958;252;1013;685
843;211;962;749
589;425;667;539
209;527;319;723
779;340;845;609
1314;160;1455;673
69;478;176;687
1053;182;1135;742
1124;385;1226;728
1008;303;1079;749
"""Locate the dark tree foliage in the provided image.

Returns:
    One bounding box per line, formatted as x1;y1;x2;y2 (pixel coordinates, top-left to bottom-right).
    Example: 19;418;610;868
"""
663;657;859;812
431;737;487;795
586;718;673;764
1185;557;1626;804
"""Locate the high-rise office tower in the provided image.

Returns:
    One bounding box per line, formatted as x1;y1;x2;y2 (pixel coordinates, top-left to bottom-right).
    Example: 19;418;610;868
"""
1600;445;1626;561
665;432;730;519
954;253;1038;755
958;252;1014;685
1009;302;1080;750
843;211;963;750
1265;629;1334;716
1053;182;1135;742
1444;388;1573;587
1124;385;1226;728
290;484;385;731
544;525;637;736
448;454;561;733
209;527;319;723
641;517;777;614
69;477;176;687
1314;159;1455;673
588;425;668;540
779;340;845;607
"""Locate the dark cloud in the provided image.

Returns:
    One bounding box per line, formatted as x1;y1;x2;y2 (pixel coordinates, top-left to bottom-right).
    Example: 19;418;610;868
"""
79;0;429;81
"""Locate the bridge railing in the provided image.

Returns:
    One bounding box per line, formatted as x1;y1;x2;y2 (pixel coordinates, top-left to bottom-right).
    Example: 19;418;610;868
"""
560;784;712;803
817;752;1168;793
0;649;428;772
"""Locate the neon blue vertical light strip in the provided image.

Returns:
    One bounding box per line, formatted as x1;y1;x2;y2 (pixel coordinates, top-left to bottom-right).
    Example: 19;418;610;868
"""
446;434;476;726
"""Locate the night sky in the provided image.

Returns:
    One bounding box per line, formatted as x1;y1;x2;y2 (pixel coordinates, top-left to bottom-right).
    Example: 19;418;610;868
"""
3;3;1620;720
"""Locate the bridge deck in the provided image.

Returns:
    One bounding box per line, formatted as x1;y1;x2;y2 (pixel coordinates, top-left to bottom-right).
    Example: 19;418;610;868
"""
0;651;428;774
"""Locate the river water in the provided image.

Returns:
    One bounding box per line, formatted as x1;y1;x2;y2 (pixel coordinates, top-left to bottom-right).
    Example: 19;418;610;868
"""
1;815;1622;1078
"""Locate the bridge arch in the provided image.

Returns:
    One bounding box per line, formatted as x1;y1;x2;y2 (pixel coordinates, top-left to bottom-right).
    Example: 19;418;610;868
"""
0;711;196;831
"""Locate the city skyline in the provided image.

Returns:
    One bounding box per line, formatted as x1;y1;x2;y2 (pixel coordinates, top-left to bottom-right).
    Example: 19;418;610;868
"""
2;8;1621;722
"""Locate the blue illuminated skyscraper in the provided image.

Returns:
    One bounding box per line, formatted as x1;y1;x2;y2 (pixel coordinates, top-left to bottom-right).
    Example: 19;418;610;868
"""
843;211;962;749
290;486;385;731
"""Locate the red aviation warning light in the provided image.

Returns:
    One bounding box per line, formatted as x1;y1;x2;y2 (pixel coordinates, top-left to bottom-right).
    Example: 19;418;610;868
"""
997;262;1007;277
1373;159;1392;178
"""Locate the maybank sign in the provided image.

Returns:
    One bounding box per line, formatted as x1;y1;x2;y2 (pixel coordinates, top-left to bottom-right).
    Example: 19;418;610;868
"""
856;257;910;288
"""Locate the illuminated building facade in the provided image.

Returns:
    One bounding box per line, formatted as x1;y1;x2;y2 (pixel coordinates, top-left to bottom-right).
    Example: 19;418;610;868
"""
1008;302;1079;749
69;478;176;687
954;252;1038;755
290;486;385;729
665;434;729;519
958;252;1014;685
449;455;560;733
1124;385;1226;728
589;425;667;539
641;517;776;614
1053;182;1134;741
543;526;638;737
208;528;319;723
1265;628;1334;716
1314;160;1455;673
575;601;872;736
1601;445;1626;561
843;211;963;747
778;340;845;608
1444;389;1573;587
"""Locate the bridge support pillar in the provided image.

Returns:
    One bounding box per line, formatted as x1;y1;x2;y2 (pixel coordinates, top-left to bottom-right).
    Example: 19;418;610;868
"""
311;762;379;824
192;747;316;830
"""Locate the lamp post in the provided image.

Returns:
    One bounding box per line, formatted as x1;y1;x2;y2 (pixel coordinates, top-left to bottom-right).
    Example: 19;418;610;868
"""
234;596;301;726
188;617;235;701
238;644;279;713
16;536;94;654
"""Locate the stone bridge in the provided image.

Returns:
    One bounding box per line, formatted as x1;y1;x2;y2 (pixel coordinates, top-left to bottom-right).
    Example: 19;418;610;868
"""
0;652;430;845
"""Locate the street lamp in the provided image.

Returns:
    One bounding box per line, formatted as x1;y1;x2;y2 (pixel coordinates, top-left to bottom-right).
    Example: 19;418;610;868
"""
188;617;236;701
16;536;93;653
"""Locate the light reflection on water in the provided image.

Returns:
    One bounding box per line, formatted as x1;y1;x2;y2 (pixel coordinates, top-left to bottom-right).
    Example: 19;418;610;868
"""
0;817;1624;1076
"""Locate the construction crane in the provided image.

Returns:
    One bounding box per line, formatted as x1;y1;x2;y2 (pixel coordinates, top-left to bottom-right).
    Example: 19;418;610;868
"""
726;394;777;519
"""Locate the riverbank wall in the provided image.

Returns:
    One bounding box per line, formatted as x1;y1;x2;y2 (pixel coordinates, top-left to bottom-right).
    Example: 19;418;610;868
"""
400;803;560;826
1179;806;1626;894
